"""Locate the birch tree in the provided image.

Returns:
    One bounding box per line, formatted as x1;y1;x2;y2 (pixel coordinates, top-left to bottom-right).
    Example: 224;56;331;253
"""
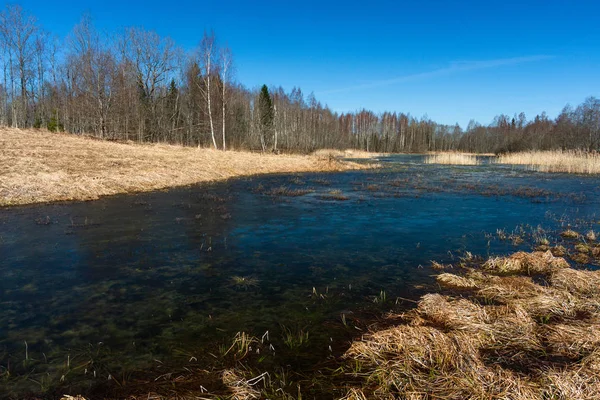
219;45;233;150
196;31;217;149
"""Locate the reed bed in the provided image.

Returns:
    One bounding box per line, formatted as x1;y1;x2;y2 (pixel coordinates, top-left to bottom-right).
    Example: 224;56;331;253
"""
343;250;600;399
0;128;371;206
497;151;600;174
424;152;480;165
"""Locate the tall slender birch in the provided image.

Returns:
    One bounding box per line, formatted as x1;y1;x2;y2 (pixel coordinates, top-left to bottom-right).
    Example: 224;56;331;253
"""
197;31;217;149
219;45;233;150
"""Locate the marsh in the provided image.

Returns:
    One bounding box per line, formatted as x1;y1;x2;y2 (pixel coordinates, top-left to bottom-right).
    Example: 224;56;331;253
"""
1;155;599;398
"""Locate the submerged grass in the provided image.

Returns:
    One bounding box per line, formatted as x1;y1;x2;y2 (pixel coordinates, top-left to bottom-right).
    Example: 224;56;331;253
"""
230;276;260;290
263;186;315;197
281;325;310;350
498;150;600;174
343;250;600;399
0;128;371;206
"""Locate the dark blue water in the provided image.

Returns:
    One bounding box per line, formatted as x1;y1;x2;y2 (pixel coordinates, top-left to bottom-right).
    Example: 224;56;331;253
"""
1;155;599;398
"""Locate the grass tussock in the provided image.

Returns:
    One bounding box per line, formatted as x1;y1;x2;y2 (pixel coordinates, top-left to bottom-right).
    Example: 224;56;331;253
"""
498;151;600;174
319;189;349;201
0;128;371;206
561;228;580;239
425;152;480;165
343;250;600;399
483;250;570;275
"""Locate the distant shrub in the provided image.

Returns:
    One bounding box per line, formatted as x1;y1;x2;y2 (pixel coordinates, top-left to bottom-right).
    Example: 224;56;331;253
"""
47;115;64;132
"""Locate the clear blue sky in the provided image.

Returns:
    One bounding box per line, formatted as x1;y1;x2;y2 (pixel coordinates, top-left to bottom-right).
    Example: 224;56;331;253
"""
14;0;600;127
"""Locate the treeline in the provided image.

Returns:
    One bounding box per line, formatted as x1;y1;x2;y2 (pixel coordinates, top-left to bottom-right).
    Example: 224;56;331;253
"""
0;4;598;154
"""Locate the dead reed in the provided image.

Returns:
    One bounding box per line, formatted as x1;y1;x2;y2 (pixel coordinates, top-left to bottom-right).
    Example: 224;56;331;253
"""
312;149;385;159
424;152;480;165
497;151;600;174
222;369;262;400
343;250;600;399
0;128;371;206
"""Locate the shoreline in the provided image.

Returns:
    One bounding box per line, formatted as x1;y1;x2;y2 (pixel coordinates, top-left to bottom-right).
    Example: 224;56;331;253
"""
54;244;600;400
341;241;600;399
0;128;377;207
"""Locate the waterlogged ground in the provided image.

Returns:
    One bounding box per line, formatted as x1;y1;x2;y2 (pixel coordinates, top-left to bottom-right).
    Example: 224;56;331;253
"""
1;155;599;398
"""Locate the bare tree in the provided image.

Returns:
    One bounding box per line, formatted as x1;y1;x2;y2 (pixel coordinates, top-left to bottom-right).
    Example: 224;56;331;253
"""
196;31;218;149
33;29;48;125
0;4;38;127
120;27;178;141
67;15;116;137
1;6;600;156
219;45;233;150
0;34;7;126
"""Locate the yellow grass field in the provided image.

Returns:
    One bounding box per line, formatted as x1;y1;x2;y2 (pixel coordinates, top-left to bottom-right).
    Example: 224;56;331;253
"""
498;151;600;174
0;128;371;206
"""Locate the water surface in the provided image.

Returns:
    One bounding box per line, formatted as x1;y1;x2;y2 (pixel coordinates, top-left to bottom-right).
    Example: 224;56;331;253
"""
1;155;599;398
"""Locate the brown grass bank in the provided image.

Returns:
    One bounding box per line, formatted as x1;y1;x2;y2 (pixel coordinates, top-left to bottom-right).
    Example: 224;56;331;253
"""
342;250;600;399
498;151;600;174
0;128;373;206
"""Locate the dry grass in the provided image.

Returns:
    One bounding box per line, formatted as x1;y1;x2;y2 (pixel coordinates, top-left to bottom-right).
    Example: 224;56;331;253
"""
0;128;371;206
550;268;600;296
483;250;570;275
221;369;262;400
312;148;385;159
561;228;580;239
436;273;478;289
343;250;600;399
424;152;480;165
319;189;350;201
497;151;600;174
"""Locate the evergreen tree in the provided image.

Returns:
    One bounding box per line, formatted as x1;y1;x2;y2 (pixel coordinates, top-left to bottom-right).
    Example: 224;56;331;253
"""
258;84;273;151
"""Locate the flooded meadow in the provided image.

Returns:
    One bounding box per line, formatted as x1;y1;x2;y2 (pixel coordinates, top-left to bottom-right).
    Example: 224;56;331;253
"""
1;155;599;399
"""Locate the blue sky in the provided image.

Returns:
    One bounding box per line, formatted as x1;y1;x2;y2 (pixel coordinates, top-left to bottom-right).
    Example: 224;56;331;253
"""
14;0;600;127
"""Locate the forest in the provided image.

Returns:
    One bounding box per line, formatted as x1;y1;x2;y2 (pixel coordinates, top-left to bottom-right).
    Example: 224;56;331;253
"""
1;4;599;154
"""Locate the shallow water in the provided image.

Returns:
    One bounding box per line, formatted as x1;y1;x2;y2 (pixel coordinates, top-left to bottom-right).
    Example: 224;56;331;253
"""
1;155;599;398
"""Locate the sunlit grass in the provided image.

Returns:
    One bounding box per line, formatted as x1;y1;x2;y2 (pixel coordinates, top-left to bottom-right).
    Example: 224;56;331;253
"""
319;189;349;201
312;149;385;159
343;249;600;399
425;152;480;165
498;151;600;174
0;127;371;206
